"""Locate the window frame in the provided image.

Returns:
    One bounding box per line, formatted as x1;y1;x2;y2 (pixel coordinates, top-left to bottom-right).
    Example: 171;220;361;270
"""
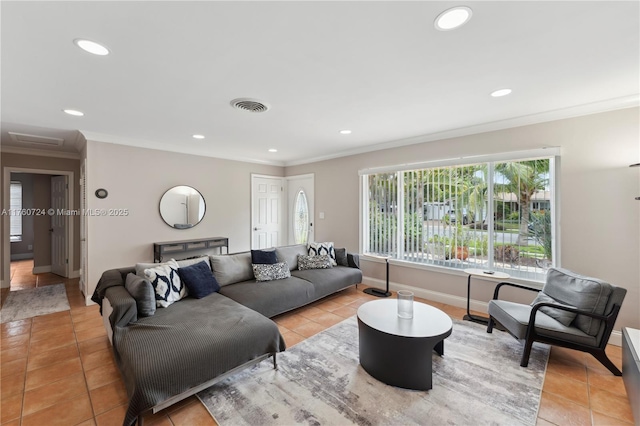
359;148;561;283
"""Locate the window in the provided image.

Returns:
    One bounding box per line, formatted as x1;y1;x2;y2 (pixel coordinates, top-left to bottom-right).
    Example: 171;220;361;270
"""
10;181;22;242
362;153;556;281
293;190;310;244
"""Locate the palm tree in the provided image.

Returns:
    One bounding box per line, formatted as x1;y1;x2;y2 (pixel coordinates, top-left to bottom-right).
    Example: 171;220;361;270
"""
496;160;549;245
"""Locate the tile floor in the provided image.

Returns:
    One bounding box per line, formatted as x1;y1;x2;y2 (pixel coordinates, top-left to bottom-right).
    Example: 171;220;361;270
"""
1;259;634;425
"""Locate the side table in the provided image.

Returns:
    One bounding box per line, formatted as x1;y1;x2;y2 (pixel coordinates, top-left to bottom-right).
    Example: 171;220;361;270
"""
463;268;510;325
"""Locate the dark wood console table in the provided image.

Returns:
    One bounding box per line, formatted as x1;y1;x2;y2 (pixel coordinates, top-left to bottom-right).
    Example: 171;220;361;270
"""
153;237;229;263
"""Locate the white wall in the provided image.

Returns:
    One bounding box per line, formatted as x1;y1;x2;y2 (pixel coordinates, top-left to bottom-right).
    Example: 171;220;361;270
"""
286;107;640;330
85;140;283;303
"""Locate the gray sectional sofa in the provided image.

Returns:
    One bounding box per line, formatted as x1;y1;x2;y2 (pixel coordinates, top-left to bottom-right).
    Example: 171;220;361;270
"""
92;244;361;426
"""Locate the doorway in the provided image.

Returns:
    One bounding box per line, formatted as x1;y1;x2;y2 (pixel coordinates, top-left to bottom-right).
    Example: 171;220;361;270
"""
251;175;285;249
3;167;74;290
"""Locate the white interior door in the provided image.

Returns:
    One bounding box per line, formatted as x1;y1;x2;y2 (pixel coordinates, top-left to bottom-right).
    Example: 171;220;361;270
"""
51;175;68;277
287;174;314;245
251;175;284;249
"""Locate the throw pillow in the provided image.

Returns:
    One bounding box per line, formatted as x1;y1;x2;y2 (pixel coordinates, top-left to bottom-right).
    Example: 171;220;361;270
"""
144;260;186;308
252;262;291;282
251;249;278;265
125;273;156;317
298;254;333;270
334;248;348;267
308;242;337;266
178;261;220;298
530;291;577;327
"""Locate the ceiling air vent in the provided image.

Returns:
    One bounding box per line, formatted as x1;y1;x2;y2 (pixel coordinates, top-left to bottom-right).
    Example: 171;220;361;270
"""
8;132;64;147
230;98;270;113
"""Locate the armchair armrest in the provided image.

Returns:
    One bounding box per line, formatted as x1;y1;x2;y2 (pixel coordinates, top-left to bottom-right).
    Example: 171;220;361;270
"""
529;301;618;324
104;286;138;329
492;281;540;300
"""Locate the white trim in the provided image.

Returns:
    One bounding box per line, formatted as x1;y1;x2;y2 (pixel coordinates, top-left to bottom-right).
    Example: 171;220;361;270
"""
3;167;75;286
358;147;561;175
69;269;80;279
285;95;638;167
32;265;52;274
0;145;80;160
0;279;6;289
361;274;622;347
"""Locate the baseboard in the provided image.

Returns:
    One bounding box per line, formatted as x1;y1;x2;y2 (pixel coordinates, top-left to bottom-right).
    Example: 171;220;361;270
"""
0;279;7;289
69;270;80;279
10;253;34;261
32;265;51;274
361;276;622;347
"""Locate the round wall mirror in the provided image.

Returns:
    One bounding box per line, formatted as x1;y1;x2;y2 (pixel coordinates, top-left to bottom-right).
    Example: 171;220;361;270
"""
159;185;206;229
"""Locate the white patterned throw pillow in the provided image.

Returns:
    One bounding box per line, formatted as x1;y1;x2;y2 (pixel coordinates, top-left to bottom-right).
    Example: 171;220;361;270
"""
298;254;333;270
308;242;337;266
144;259;187;308
252;262;291;282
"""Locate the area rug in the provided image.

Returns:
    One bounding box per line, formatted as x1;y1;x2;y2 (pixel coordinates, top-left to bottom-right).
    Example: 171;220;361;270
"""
198;316;549;426
0;284;70;323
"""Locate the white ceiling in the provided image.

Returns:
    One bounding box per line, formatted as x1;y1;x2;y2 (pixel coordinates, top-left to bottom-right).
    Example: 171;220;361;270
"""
1;1;638;166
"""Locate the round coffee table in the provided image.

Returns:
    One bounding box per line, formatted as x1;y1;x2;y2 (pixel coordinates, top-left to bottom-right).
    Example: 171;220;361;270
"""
357;299;453;390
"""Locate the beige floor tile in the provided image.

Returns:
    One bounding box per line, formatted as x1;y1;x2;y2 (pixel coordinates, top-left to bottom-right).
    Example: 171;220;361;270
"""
78;335;112;357
29;323;74;342
537;391;592;426
168;400;217;426
308;311;344;327
587;366;627;396
1;357;28;378
26;344;79;371
90;380;129;415
81;347;116;371
1;345;29;363
591;410;634;426
95;404;128;426
273;313;311;329
332;305;358;318
1;372;25;399
291;321;327;338
542;370;589;407
1;333;30;349
24;357;83;391
1;393;23;423
545;357;588;383
73;316;104;332
85;362;122;390
296;306;326;320
75;325;107;342
589;387;634;424
28;331;76;354
281;330;305;348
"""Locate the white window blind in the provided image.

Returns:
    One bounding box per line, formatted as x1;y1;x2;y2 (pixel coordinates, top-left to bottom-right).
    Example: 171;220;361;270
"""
362;156;556;281
10;181;22;242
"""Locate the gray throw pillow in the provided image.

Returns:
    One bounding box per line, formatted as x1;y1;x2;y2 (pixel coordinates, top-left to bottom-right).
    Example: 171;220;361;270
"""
275;244;308;271
252;262;291;282
298;254;332;270
125;273;156;317
530;291;576;326
543;268;613;336
334;248;348;267
210;252;253;286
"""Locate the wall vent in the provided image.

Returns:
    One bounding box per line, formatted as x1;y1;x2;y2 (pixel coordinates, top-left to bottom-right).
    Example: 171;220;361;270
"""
9;132;64;147
230;98;270;113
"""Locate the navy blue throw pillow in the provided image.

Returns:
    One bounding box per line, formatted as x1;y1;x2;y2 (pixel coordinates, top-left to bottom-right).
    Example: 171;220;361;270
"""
251;249;277;264
177;261;220;299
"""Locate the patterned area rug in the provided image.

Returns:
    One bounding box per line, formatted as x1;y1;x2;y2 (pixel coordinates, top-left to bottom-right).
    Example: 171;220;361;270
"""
198;316;549;426
1;284;70;323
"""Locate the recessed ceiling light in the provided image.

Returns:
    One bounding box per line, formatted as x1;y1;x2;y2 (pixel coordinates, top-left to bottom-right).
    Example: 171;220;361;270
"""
435;6;472;31
192;134;205;139
73;39;110;56
268;148;278;153
340;130;352;135
490;89;513;97
63;109;84;116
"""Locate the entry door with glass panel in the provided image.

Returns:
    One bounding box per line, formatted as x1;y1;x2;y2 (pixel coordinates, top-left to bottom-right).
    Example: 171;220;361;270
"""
287;174;314;245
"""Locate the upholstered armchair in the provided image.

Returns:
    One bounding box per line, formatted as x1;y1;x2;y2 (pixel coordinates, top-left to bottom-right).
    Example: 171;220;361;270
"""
487;267;626;375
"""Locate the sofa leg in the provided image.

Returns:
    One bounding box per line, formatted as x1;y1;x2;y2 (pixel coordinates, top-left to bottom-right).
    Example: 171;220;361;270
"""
591;350;622;376
273;353;278;370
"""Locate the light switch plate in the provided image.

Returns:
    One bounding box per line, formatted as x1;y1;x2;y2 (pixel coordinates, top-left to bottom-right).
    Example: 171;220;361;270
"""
319;212;325;219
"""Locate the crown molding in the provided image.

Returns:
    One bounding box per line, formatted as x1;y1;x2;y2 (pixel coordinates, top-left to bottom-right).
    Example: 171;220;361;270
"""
80;131;286;168
283;94;640;167
0;145;80;160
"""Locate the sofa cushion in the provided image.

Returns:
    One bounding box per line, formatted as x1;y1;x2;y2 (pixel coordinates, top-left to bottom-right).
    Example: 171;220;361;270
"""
275;244;308;271
298;254;332;270
252;262;291;282
210;252;253;286
543;268;613;336
308;242;337;266
144;260;186;308
251;249;277;264
292;266;363;300
219;276;315;318
530;292;577;326
334;248;348;267
178;261;220;298
125;273;156;317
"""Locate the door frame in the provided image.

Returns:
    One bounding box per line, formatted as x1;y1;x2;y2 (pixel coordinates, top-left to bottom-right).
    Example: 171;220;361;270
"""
2;167;75;288
250;174;285;249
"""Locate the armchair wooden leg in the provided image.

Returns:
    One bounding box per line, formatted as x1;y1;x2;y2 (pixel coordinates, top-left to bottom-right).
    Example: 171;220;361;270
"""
487;317;495;333
591;350;622;376
520;338;534;367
